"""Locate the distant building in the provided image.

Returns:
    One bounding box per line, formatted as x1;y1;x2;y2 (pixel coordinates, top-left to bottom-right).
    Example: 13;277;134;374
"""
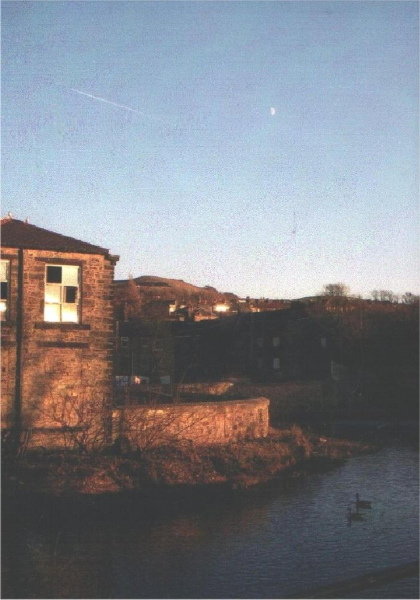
116;320;174;384
1;217;118;443
225;308;330;382
115;318;227;385
213;302;230;314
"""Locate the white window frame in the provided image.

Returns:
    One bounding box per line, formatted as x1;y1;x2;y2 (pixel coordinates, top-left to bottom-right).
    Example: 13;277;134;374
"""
0;260;9;321
273;357;280;370
272;336;280;347
44;264;80;323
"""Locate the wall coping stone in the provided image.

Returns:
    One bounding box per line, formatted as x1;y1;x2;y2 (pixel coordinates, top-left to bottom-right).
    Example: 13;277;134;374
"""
115;397;270;412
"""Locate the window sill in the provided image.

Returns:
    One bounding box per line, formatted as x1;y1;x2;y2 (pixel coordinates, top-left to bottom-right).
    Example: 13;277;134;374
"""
34;322;91;331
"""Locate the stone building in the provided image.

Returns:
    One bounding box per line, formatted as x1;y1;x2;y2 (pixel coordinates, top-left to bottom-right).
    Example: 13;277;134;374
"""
225;307;330;382
115;318;228;386
1;217;118;448
116;319;175;385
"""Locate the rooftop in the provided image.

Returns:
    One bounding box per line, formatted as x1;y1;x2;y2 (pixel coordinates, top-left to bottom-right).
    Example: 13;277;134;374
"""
1;217;114;256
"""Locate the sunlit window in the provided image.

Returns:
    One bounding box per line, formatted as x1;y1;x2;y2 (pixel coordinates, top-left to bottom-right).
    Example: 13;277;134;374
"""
0;260;9;321
44;265;80;323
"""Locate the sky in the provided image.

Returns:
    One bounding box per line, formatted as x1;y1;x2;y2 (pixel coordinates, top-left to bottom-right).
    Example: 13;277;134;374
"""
2;0;419;299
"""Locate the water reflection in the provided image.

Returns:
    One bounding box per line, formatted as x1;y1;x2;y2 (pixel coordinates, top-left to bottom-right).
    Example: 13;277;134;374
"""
2;445;419;599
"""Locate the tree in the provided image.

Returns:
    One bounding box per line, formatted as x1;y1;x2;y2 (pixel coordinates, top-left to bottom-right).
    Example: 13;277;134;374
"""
371;289;399;303
322;283;349;297
401;292;420;305
120;275;144;319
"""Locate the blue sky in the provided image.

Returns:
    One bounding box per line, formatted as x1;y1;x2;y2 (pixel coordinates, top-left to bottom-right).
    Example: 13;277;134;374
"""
2;1;418;298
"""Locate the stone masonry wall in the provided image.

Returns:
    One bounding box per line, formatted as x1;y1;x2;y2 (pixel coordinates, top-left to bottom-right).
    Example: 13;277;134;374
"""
112;397;270;449
178;382;235;396
1;248;19;428
1;247;116;443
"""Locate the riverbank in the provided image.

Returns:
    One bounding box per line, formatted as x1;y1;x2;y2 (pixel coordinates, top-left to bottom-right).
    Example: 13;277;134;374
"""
2;426;372;498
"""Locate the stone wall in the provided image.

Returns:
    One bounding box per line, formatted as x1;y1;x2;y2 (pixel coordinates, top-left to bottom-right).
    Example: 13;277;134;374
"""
1;246;116;445
178;381;234;396
1;248;19;429
112;397;270;449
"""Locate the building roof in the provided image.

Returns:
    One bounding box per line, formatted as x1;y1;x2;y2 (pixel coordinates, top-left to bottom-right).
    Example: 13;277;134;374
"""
1;217;113;256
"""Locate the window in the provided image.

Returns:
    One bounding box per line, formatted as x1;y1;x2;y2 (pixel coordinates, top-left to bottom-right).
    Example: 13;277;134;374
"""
152;339;164;352
44;264;80;323
120;337;129;348
256;337;264;348
0;260;9;321
272;336;280;347
273;358;280;370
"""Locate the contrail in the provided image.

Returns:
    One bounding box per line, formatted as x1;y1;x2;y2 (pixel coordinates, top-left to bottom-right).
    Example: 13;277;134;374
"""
70;88;167;123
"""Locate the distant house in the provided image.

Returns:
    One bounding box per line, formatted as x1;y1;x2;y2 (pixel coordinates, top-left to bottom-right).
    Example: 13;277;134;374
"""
116;320;174;385
115;318;228;385
225;308;330;382
213;302;230;314
1;217;118;445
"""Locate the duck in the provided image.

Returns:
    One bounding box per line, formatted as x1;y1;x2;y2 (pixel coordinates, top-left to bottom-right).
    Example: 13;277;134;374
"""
356;493;372;509
347;507;365;521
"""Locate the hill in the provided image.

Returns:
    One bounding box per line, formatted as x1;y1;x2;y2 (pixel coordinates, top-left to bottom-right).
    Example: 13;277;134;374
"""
114;276;237;318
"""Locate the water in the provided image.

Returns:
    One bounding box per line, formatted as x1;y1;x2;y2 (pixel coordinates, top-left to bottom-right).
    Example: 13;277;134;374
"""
2;444;419;599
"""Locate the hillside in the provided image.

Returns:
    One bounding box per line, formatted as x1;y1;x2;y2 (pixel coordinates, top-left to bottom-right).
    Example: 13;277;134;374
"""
114;276;237;316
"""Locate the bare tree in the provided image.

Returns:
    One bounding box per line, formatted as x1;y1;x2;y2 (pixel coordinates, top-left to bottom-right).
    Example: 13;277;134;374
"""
28;361;112;453
371;289;399;303
114;399;209;453
401;292;419;305
124;275;144;318
322;283;349;297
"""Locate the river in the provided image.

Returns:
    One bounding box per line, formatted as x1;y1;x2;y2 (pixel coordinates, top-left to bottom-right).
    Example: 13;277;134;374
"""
2;439;418;599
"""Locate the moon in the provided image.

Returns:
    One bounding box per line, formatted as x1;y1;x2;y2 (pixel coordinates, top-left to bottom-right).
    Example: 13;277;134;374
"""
270;107;276;116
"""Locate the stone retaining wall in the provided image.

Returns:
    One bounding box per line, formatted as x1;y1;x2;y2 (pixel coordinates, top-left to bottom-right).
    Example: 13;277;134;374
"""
112;397;270;449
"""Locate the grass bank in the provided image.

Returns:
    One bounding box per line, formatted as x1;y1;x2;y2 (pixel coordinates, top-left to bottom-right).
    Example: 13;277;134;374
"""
2;426;372;497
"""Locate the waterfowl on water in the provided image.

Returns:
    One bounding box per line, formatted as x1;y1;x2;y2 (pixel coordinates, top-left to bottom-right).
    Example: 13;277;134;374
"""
347;507;365;521
356;493;372;508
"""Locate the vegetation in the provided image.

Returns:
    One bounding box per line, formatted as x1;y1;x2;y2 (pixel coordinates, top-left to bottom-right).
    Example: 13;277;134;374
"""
2;426;371;496
114;275;230;320
322;283;350;297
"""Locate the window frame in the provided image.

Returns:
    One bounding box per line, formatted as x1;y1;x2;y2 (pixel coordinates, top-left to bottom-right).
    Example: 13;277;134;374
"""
0;259;10;321
44;263;81;323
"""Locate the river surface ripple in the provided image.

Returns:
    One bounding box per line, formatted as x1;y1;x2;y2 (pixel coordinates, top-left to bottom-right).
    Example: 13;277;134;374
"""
2;444;419;599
